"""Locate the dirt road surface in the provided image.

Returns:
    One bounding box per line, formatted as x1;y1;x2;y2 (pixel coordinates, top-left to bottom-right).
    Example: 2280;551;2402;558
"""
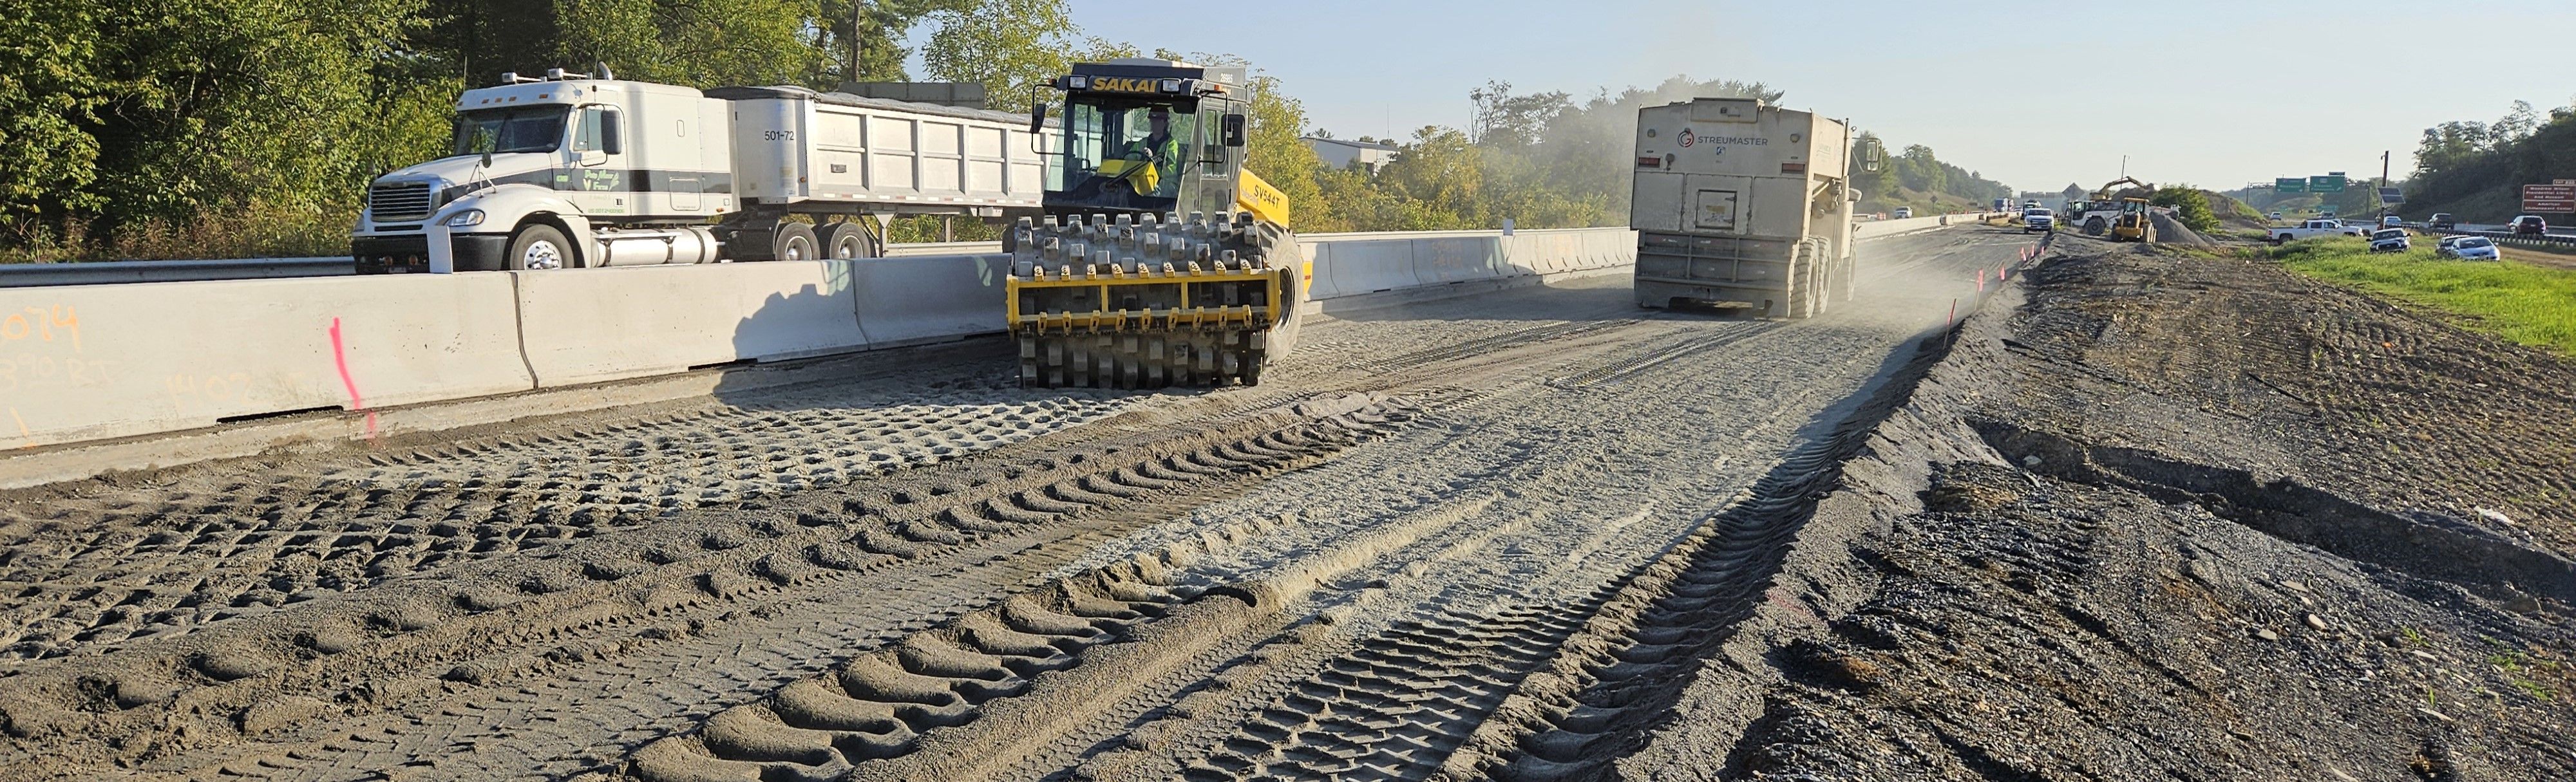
1637;236;2575;781
0;227;2031;781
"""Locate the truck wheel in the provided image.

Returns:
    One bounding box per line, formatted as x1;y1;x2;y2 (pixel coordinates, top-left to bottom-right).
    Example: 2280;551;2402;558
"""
770;223;818;262
506;224;574;270
822;222;876;259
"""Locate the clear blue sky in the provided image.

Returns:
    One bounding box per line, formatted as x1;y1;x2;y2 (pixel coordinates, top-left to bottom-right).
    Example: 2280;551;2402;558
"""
994;0;2576;194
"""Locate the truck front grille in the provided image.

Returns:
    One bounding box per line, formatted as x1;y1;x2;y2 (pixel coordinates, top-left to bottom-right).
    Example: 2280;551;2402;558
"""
368;182;435;223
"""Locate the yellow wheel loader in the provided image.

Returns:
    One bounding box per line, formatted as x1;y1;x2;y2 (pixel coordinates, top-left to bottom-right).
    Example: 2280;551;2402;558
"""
1011;58;1303;388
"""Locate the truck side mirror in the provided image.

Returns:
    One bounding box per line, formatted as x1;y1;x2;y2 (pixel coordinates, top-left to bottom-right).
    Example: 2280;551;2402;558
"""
601;109;623;155
1222;114;1246;147
1029;102;1046;134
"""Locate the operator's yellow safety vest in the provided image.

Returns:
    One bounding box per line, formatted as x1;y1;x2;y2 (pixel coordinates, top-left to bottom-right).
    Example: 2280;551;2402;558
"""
1099;135;1179;194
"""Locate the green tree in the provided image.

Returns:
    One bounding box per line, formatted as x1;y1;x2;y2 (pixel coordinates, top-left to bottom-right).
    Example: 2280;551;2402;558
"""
87;0;439;227
555;0;828;88
0;2;111;229
823;0;979;85
1374;127;1484;230
920;0;1081;105
2149;185;2219;232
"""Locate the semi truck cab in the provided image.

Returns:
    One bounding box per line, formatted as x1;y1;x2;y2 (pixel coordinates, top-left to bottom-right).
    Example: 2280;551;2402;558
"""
354;70;736;272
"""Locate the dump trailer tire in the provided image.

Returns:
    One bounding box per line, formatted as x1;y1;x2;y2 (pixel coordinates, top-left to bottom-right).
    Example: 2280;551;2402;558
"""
822;221;877;259
772;223;819;262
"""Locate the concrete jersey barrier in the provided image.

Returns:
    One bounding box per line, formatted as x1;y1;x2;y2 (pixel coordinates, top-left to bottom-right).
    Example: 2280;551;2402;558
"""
1303;235;1428;295
512;261;870;386
0;274;533;448
15;222;1994;454
848;254;1010;347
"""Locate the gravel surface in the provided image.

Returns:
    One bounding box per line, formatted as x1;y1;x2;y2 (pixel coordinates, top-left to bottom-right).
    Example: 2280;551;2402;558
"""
1576;234;2576;781
0;228;2032;781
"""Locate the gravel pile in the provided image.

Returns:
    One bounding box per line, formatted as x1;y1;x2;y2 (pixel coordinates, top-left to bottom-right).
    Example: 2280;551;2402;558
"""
2152;210;2215;245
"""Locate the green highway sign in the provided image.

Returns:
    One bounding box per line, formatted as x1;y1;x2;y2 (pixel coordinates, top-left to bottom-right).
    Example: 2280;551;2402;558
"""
2309;174;2347;192
2275;178;2307;193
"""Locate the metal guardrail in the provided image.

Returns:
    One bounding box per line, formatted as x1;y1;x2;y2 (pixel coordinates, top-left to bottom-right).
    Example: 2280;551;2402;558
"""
2398;223;2576;249
0;257;352;288
883;241;1003;257
0;242;1012;288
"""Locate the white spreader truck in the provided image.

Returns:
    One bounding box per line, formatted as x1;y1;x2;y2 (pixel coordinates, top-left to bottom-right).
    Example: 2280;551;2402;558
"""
1629;97;1857;317
352;67;1056;273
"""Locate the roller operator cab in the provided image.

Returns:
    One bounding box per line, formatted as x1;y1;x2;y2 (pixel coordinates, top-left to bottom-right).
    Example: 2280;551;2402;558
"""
1007;58;1305;389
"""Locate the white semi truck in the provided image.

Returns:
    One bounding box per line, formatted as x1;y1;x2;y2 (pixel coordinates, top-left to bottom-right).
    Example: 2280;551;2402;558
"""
352;68;1056;273
1629;97;1857;317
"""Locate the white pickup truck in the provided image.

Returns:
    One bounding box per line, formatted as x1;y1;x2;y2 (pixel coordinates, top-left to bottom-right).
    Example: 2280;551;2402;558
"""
2267;218;2368;244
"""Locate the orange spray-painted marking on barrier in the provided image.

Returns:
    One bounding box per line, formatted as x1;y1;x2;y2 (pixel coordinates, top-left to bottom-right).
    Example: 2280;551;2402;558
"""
328;318;379;439
9;407;32;449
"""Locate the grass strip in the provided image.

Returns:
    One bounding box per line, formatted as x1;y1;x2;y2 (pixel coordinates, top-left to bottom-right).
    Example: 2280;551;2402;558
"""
2268;237;2576;357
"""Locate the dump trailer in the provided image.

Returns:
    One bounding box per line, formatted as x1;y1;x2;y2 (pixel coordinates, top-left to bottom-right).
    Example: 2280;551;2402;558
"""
1629;98;1857;316
1007;58;1303;388
352;66;1054;273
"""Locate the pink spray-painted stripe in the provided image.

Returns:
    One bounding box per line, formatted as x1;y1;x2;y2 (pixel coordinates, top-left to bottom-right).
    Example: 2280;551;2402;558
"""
328;317;381;437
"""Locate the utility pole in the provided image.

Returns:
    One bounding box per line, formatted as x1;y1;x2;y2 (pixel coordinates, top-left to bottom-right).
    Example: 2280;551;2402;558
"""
2380;150;2392;218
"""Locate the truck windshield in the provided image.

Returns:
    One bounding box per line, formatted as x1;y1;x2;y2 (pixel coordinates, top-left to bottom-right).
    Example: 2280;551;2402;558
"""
1057;100;1200;201
453;107;570;156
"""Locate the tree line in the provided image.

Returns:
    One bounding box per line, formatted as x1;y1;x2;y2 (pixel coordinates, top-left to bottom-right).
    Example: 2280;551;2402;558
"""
0;0;1087;260
2404;97;2576;222
0;1;2012;260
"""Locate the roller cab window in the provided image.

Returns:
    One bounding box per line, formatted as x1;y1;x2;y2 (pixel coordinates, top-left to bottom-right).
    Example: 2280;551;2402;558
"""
1057;100;1200;207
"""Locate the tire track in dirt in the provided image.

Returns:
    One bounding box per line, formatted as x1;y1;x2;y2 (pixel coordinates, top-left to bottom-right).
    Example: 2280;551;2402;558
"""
1350;320;1646;375
0;378;1144;661
983;267;1991;782
1548;322;1776;389
1;230;2014;781
1447;331;1952;782
629;481;1519;782
0;396;1421;780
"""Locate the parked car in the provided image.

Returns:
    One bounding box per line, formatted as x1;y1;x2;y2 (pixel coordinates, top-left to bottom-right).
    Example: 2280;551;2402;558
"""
1893;207;1915;219
2437;235;2499;260
2380;215;2403;227
2428;212;2456;230
2510;215;2548;234
2369;228;2410;252
2269;211;2284;221
2022;208;2054;233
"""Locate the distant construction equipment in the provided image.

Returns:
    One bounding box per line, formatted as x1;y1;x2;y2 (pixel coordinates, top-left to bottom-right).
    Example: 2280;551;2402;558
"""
2067;177;2157;243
